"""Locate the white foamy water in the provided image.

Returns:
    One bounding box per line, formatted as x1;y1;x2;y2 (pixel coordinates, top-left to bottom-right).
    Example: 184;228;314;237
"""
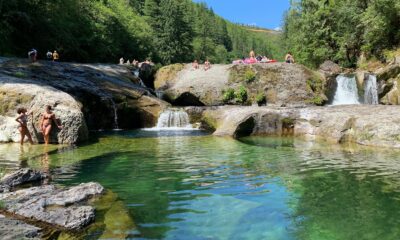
364;75;379;105
332;75;360;105
145;109;196;131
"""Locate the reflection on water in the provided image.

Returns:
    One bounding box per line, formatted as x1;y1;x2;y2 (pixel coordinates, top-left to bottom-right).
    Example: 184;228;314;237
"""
1;132;400;239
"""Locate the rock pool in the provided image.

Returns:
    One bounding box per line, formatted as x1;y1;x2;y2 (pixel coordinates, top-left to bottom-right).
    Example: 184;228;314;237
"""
1;130;400;239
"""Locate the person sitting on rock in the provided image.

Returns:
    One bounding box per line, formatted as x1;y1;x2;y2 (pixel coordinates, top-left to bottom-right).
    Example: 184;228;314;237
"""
285;52;295;64
15;108;34;145
192;60;199;69
40;105;62;145
204;59;211;71
52;50;59;62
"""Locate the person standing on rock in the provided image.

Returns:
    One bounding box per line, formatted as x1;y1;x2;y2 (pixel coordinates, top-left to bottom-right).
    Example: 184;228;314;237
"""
15;108;34;145
40;105;62;145
28;49;38;62
52;51;59;62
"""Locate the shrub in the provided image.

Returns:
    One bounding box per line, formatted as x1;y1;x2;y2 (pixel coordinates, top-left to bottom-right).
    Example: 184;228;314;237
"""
0;200;5;209
244;69;256;83
14;71;26;78
306;95;324;105
255;92;266;105
222;88;235;103
235;85;248;104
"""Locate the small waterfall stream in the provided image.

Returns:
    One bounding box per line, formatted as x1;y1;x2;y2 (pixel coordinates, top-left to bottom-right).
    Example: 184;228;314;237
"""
332;75;360;105
152;109;194;130
364;75;379;104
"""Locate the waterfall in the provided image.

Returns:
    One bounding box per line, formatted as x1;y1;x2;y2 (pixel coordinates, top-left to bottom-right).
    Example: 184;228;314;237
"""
109;99;119;130
364;75;379;104
332;75;360;105
153;109;193;130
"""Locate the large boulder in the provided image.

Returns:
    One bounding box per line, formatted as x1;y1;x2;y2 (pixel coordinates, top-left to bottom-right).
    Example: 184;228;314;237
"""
155;63;326;107
0;58;169;143
375;63;400;105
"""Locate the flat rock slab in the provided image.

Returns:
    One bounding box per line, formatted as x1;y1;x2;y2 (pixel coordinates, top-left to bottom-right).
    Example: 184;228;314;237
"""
0;168;47;193
0;214;41;239
0;182;104;230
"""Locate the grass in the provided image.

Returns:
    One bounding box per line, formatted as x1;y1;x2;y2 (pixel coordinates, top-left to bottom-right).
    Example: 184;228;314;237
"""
255;92;266;105
13;71;27;78
235;85;248;104
244;69;256;83
222;88;235;103
0;200;5;209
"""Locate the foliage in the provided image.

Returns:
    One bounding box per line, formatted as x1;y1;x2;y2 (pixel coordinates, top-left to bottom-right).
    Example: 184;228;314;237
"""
306;95;324;106
284;0;400;68
14;71;26;78
244;69;256;83
222;88;235;103
255;92;266;105
0;200;4;209
235;85;248;104
0;0;284;65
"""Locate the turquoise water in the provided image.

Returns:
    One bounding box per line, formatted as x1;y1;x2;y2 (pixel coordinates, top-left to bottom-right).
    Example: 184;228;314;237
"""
2;131;400;239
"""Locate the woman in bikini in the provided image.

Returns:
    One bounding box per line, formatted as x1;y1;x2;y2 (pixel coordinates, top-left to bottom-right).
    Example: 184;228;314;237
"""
40;105;62;145
15;108;34;145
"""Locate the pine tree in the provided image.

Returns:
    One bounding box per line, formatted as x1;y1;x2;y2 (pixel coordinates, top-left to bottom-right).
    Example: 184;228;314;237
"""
157;0;193;64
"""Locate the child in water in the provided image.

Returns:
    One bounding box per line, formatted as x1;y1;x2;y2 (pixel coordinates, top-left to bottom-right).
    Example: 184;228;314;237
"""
15;108;34;145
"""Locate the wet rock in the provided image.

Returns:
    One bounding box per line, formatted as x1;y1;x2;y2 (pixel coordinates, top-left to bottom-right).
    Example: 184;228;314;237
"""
0;182;104;230
201;105;400;148
0;214;41;240
0;168;47;192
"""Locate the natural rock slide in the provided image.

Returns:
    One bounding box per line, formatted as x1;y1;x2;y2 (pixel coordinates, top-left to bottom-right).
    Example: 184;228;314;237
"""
0;58;168;144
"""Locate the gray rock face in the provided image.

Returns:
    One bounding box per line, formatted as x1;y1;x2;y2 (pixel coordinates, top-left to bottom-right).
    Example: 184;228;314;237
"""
0;182;104;230
0;58;168;144
194;105;400;148
0;214;41;240
0;168;47;192
155;63;325;107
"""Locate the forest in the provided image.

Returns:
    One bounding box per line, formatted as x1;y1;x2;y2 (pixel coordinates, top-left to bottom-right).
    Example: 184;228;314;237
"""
284;0;400;68
0;0;284;64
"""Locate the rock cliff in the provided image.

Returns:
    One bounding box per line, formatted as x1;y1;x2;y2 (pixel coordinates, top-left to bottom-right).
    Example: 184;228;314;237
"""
0;58;168;144
155;63;326;107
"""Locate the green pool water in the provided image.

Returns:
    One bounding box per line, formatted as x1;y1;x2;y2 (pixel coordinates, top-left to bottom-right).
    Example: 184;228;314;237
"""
2;130;400;240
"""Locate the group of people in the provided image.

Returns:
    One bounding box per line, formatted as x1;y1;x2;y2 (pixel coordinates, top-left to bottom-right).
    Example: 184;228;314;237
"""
15;105;62;145
192;59;211;71
231;50;295;65
28;49;60;62
119;58;153;67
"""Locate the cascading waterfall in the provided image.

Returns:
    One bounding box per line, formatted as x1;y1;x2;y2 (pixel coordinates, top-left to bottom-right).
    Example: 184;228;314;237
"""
364;75;379;104
332;75;360;105
153;109;193;130
109;99;119;129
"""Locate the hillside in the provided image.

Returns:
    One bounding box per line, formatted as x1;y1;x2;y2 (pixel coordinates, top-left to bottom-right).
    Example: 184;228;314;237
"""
0;0;285;64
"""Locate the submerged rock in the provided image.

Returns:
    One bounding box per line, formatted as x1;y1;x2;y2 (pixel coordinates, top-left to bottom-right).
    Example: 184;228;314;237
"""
0;182;104;230
0;214;41;240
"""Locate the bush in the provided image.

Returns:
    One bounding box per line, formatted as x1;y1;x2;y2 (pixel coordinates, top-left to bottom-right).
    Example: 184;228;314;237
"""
255;92;266;105
235;85;248;104
244;69;256;83
222;88;235;103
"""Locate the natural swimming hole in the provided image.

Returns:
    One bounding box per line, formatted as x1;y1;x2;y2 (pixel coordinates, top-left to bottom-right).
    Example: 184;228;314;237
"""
1;130;400;239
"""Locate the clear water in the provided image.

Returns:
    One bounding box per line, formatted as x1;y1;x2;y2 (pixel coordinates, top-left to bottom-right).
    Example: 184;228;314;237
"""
2;131;400;239
332;75;360;105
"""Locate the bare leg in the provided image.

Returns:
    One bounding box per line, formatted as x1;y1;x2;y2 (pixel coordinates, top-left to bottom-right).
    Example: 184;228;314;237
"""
26;130;34;144
44;125;52;145
19;127;25;145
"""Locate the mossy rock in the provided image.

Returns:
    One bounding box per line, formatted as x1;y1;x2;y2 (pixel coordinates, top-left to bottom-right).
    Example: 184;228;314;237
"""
0;90;33;116
154;63;185;89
